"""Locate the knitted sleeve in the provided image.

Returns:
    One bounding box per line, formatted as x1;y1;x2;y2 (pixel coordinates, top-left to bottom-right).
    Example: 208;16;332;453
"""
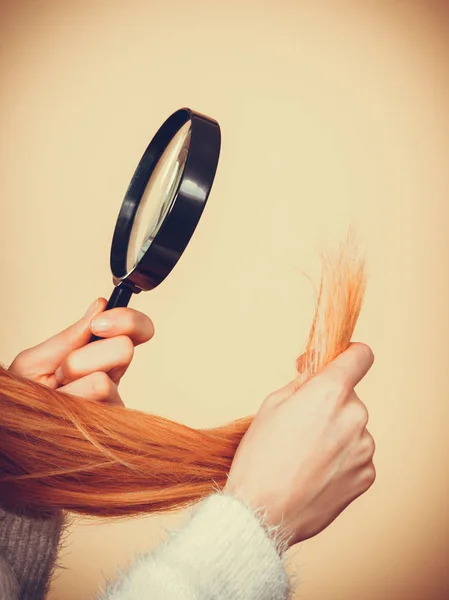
99;491;293;600
0;507;64;600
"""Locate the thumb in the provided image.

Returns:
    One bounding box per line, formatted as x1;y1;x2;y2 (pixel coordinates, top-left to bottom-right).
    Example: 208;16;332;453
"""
18;298;106;374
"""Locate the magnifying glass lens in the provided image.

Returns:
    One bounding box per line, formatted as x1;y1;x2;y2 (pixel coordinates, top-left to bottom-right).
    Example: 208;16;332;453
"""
89;108;220;345
126;121;192;272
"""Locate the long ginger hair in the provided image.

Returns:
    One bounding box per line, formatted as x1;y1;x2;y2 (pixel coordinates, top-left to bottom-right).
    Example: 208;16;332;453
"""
0;236;366;518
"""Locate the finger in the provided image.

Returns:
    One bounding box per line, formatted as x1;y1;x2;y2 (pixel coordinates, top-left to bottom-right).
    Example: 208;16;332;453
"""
267;344;373;406
59;372;124;406
10;298;107;376
268;352;315;404
346;393;370;431
90;308;155;346
361;428;376;458
55;336;134;386
318;342;374;390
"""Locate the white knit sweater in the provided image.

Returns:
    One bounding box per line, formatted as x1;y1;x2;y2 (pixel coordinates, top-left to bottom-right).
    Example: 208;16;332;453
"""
99;492;293;600
0;492;293;599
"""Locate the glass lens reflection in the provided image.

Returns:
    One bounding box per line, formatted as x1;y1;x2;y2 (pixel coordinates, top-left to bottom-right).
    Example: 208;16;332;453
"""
126;121;191;272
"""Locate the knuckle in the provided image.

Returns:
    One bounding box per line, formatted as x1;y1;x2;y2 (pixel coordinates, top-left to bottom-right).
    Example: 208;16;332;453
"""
117;335;134;361
359;432;376;463
11;350;32;372
262;393;278;410
366;432;376;457
327;373;352;402
359;343;375;363
355;343;375;365
354;401;369;429
362;464;376;490
63;353;78;378
360;404;370;428
108;335;134;364
91;372;113;397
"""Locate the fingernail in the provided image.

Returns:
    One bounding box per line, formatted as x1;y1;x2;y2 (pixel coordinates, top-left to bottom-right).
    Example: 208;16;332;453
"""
90;317;111;334
55;367;64;384
84;299;99;319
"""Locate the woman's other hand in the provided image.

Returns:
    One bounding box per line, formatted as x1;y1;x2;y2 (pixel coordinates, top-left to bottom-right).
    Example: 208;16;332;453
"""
225;343;376;547
9;298;154;406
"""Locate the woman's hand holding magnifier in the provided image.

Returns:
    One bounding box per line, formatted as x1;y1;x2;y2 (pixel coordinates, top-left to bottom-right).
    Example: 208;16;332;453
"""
9;298;154;406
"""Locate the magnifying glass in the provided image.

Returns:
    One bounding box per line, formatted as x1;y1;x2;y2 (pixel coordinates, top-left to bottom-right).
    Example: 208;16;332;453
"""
90;107;221;342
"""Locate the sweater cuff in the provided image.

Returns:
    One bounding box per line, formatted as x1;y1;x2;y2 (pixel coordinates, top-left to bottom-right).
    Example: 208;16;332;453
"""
0;507;65;600
157;491;292;600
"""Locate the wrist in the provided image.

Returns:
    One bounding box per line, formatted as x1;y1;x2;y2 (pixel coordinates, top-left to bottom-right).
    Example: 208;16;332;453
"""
222;484;293;553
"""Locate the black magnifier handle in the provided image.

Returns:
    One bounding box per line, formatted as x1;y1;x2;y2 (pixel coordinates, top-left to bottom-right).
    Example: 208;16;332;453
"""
89;284;134;343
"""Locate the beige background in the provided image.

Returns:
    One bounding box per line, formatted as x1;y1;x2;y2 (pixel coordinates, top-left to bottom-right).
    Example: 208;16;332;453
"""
1;1;449;598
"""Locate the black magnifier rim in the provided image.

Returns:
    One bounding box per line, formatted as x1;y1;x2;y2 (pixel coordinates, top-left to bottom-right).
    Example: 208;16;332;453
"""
110;107;221;292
